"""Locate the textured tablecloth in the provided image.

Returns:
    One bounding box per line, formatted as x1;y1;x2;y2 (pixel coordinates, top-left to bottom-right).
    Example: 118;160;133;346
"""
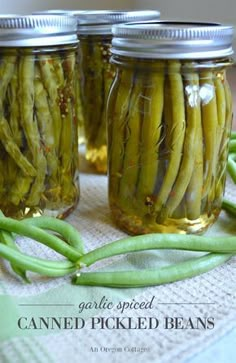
0;155;235;363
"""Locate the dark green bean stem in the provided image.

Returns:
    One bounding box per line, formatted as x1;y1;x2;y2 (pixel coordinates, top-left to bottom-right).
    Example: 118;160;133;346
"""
73;253;232;287
76;233;236;268
0;218;81;262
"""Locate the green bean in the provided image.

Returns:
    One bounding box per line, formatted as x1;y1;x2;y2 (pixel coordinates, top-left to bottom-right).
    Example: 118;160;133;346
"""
215;80;233;198
186;80;203;220
34;70;59;189
0;243;76;277
8;67;22;147
19;55;47;206
0;56;36;177
95;61;115;148
77;233;236;268
200;71;218;197
135;63;165;212
154;60;186;214
59;52;78;203
0;117;36;177
39;55;62;152
0;218;81;262
108;68;134;197
229;140;236;153
0;211;29;282
20;216;84;254
73;253;232;287
162;70;199;218
227;153;236;183
8;171;33;207
118;74;143;212
215;73;226;155
83;40;103;145
222;198;236;216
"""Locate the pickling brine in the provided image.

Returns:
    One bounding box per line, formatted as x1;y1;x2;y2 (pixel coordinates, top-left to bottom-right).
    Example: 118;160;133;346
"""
108;21;234;235
78;10;160;173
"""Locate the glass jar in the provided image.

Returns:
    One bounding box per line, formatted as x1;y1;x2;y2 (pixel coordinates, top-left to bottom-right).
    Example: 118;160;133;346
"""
0;15;80;219
108;21;234;235
78;10;160;173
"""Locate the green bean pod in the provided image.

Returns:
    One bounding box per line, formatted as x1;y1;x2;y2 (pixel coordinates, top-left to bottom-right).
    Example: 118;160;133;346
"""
21;216;84;254
154;60;186;216
77;233;236;268
162;70;200;219
0;217;81;262
0;243;76;277
73;253;232;288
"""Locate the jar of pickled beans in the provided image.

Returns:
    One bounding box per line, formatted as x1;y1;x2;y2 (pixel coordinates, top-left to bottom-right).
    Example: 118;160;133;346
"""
77;10;160;173
0;15;80;219
107;21;234;235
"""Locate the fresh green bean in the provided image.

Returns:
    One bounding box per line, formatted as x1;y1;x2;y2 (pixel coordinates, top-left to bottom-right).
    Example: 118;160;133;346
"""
0;218;81;262
20;216;84;254
0;243;76;277
222;198;236;216
0;212;29;282
229;140;236;153
227;153;236;183
76;233;236;268
73;253;232;287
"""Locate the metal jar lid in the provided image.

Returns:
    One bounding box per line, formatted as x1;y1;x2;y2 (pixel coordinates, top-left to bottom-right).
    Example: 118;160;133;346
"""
111;21;234;59
0;15;78;47
77;10;160;35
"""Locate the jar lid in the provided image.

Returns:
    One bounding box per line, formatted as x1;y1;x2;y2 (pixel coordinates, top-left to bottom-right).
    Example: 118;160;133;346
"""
77;10;160;35
0;15;78;47
33;9;86;15
111;21;234;59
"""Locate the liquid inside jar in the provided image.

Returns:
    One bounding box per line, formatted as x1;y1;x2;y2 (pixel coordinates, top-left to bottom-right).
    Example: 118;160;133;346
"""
80;35;116;173
0;47;80;219
107;58;233;234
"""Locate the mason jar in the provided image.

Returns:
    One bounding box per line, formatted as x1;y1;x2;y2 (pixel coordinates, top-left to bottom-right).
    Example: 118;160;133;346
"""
78;10;160;173
108;21;234;235
0;15;80;219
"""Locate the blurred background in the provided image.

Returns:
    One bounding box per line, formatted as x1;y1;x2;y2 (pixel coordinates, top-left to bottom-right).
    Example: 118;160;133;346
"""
0;0;235;27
